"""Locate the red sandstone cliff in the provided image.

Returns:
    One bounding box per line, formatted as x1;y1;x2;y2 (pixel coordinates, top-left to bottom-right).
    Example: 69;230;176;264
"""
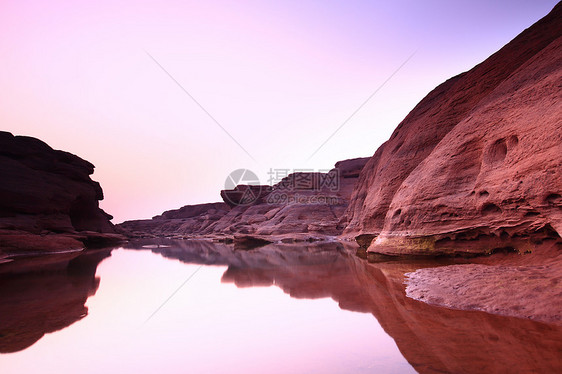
344;3;562;255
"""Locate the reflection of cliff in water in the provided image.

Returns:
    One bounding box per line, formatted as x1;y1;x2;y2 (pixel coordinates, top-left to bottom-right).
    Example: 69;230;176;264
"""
0;250;111;353
129;239;562;374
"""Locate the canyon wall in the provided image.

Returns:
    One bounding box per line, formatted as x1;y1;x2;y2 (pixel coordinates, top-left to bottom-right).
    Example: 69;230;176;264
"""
344;3;562;255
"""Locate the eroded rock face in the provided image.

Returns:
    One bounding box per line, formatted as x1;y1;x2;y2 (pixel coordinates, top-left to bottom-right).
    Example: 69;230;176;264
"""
0;132;122;255
118;157;369;241
344;3;562;255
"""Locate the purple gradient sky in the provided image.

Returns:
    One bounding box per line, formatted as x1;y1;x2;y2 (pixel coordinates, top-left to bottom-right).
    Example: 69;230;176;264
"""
1;0;558;222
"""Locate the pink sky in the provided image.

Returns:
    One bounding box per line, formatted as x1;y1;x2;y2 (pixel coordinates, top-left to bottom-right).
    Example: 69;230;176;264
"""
1;0;558;222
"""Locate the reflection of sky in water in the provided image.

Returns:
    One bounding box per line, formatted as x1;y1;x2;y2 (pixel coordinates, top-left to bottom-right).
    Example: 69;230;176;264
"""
3;240;560;373
0;248;414;374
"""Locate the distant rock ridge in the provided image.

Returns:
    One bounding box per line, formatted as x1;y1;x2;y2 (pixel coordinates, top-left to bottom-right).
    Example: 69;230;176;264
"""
117;202;231;239
344;2;562;255
0;131;124;260
118;157;369;242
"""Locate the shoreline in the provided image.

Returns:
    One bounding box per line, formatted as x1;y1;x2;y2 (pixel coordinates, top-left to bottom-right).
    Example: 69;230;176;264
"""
4;233;559;326
404;241;561;325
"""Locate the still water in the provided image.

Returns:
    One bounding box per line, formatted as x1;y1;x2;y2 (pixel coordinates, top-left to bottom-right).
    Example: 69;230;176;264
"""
1;240;561;374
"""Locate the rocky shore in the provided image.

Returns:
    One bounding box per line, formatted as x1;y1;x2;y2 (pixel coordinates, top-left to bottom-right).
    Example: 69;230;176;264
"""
119;4;562;257
405;241;562;325
352;2;560;324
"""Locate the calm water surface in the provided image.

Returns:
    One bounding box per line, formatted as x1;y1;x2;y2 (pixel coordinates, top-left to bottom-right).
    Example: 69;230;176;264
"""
1;240;561;374
0;241;414;374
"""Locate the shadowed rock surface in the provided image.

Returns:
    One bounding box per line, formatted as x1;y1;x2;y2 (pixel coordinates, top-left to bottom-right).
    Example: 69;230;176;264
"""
344;3;562;256
118;157;369;241
0;132;123;259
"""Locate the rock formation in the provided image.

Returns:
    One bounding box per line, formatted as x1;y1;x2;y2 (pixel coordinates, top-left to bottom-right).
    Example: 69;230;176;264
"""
118;157;369;242
344;3;562;255
117;202;231;239
403;240;562;324
0;131;123;259
348;251;562;374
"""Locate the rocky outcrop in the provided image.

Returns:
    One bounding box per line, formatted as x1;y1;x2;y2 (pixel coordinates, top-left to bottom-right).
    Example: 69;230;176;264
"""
118;157;369;241
204;157;368;240
118;202;230;238
221;185;272;208
344;3;562;255
404;240;562;324
349;251;562;374
0;132;123;259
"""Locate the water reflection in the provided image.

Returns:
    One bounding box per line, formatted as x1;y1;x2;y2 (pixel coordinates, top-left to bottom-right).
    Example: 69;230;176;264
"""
1;239;561;373
0;249;110;353
128;239;562;374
